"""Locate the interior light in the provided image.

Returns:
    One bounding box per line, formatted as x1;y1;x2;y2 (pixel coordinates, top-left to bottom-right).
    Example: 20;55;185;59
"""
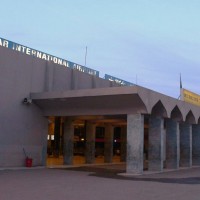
51;135;54;140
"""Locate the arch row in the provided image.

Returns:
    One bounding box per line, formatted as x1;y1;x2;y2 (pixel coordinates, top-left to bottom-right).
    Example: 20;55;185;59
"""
137;87;200;124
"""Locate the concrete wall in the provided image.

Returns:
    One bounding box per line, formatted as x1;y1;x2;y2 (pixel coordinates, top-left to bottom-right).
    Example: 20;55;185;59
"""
0;46;119;167
0;48;47;167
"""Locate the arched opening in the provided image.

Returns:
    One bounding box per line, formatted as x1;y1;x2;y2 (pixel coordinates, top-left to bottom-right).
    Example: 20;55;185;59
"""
151;100;168;118
185;110;196;124
170;106;183;121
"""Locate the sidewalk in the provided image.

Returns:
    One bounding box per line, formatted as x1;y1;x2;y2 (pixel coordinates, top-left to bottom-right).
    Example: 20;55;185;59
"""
1;165;200;200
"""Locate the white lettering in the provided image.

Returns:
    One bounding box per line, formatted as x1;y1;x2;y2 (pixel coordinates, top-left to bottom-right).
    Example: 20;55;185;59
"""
46;55;50;61
12;43;15;50
0;37;98;77
26;48;30;55
15;44;21;51
53;57;58;63
0;39;9;48
3;40;9;48
63;61;67;66
79;65;84;72
21;46;26;53
73;64;86;72
31;50;37;56
42;53;47;60
63;61;69;67
37;51;42;58
57;59;62;65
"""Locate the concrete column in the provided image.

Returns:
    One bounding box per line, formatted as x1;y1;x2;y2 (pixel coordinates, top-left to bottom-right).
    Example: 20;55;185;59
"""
41;120;48;166
180;123;192;167
104;124;114;163
126;114;144;174
85;122;96;164
120;126;127;162
54;117;61;157
148;116;164;171
165;119;180;169
63;118;74;165
192;124;200;165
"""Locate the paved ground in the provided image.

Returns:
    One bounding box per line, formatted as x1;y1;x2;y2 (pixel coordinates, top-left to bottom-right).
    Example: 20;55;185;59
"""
1;165;200;200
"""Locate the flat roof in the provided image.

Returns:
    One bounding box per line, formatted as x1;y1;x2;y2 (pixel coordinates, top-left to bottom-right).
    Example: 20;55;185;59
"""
31;86;200;123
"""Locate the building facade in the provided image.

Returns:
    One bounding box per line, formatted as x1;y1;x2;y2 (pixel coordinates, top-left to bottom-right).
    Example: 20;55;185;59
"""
1;39;200;174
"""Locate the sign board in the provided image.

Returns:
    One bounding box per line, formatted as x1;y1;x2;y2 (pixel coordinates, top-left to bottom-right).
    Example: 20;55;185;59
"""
181;88;200;106
0;37;99;77
105;74;134;86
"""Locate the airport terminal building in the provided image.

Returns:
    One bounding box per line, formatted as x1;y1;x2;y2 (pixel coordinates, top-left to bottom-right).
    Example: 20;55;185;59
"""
1;37;200;174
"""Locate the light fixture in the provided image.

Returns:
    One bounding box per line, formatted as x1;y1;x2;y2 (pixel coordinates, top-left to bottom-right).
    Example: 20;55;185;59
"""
23;98;32;105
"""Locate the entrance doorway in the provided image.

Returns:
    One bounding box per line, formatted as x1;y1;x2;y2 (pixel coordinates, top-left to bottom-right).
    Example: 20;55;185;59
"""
46;116;125;166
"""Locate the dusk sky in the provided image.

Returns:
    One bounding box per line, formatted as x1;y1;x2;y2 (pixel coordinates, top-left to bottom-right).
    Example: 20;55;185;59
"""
1;0;200;98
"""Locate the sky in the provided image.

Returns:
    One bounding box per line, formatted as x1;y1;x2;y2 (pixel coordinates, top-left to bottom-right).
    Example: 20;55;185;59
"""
1;0;200;98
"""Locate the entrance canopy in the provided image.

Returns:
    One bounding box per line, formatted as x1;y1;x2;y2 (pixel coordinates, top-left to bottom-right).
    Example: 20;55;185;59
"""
31;86;200;123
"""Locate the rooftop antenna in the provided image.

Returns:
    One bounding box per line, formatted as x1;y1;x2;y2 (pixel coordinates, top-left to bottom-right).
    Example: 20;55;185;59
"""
85;46;87;67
